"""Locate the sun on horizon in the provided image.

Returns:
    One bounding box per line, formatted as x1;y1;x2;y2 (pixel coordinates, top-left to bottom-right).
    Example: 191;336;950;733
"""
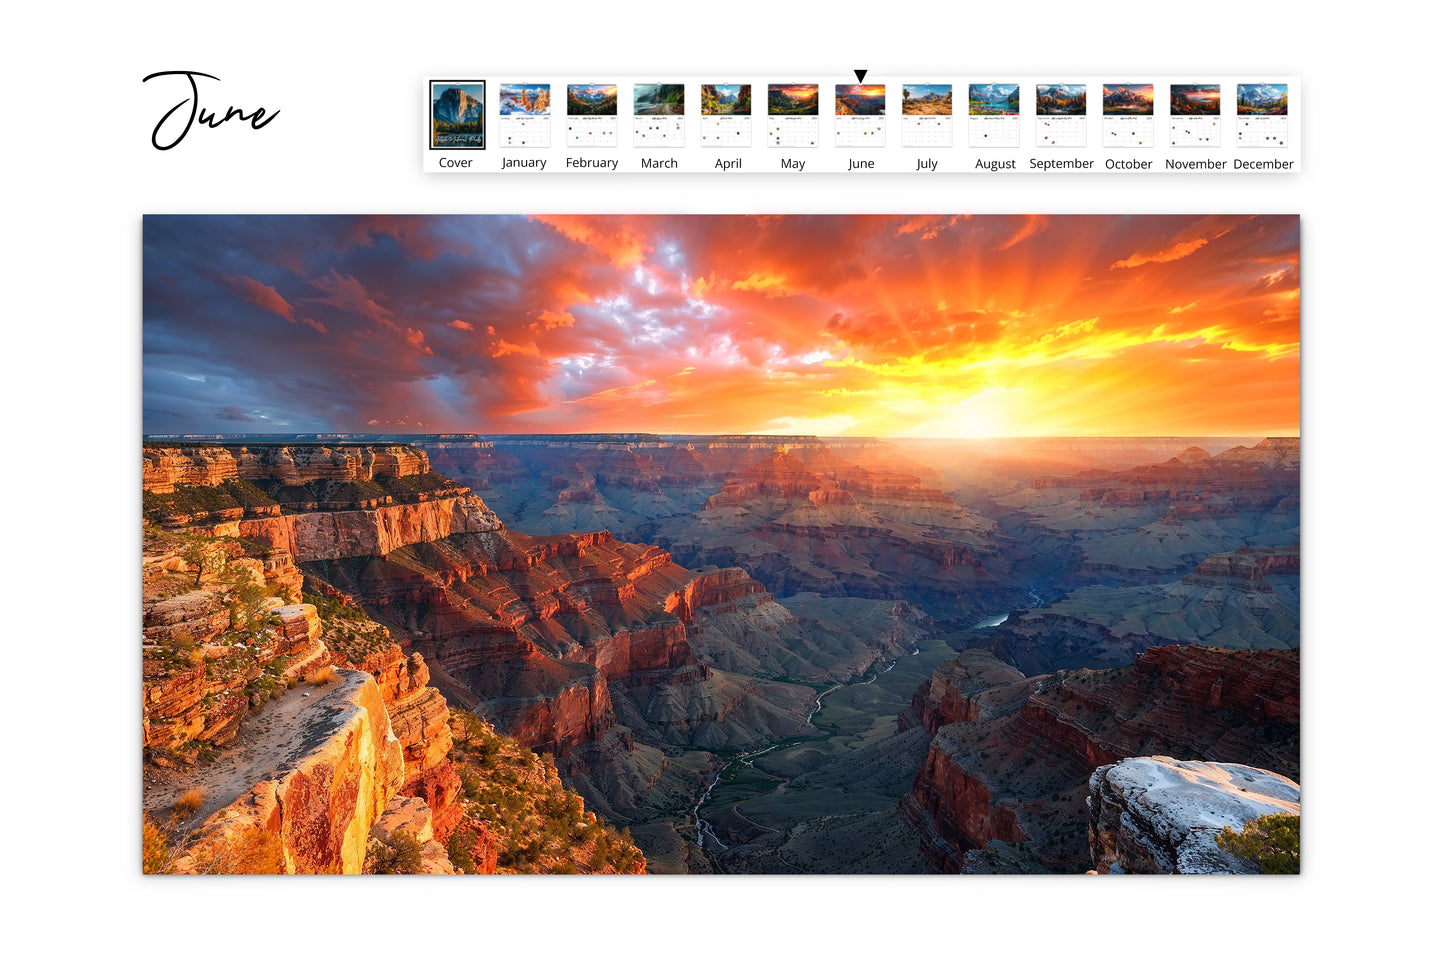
142;214;1300;439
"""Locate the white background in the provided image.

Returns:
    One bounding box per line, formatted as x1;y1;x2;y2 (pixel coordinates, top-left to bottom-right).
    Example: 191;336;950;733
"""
6;1;1439;959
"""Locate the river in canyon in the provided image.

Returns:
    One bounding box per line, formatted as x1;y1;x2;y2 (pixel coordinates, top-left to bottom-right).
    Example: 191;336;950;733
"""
682;635;966;872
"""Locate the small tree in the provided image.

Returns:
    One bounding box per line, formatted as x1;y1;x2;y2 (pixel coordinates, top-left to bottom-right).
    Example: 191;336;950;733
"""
367;830;424;874
182;538;229;587
447;829;478;874
1216;813;1300;874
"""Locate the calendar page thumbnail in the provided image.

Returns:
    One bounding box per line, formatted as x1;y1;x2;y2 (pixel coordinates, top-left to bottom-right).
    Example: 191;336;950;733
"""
835;84;886;147
1170;84;1221;147
1237;83;1288;148
1036;83;1086;147
768;83;820;148
634;84;686;147
902;84;952;148
1103;83;1154;148
499;83;551;148
969;83;1020;147
701;84;752;147
567;84;619;147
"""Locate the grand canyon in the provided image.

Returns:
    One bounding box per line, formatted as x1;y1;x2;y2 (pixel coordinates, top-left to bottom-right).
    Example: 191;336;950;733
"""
142;214;1301;874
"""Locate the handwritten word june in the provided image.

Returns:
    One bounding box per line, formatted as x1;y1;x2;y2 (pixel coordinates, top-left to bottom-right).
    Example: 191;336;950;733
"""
142;70;279;150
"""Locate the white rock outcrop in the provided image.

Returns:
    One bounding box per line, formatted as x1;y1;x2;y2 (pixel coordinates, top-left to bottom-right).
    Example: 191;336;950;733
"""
1087;756;1300;874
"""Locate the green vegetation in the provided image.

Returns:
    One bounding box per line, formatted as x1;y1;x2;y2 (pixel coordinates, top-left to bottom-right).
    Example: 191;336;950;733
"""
432;119;484;136
251;469;460;509
143;479;277;523
449;710;643;874
1216;813;1300;874
447;828;478;874
305;592;396;661
366;830;424;874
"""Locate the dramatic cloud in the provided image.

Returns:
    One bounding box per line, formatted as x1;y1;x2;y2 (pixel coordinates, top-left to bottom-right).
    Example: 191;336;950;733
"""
142;214;1300;437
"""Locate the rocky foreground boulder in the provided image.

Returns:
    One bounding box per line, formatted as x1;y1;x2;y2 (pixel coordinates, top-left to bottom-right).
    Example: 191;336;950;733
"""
1087;756;1300;874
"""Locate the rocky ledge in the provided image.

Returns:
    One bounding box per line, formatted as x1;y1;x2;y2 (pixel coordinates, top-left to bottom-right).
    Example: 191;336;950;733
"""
162;669;405;875
1087;756;1300;874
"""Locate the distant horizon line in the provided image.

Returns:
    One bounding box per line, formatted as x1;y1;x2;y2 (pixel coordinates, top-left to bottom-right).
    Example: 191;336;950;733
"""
142;431;1299;441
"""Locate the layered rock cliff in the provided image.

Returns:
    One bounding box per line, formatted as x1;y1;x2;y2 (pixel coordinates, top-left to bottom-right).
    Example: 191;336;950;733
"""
143;443;432;493
142;443;877;870
143;511;645;874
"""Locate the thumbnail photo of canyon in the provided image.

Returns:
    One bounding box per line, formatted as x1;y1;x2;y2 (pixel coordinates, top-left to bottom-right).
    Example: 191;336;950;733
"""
768;84;819;115
567;84;617;116
1103;83;1154;114
430;82;486;149
903;84;952;114
701;84;750;115
835;84;886;115
1238;84;1288;115
1171;84;1222;115
142;214;1301;876
969;84;1020;115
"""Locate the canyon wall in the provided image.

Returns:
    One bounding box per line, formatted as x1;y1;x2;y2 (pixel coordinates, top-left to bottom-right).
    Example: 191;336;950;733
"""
901;645;1300;872
143;444;431;493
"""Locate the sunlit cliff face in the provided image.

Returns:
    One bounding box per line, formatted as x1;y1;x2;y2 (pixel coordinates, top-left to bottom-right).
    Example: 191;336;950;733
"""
143;214;1299;438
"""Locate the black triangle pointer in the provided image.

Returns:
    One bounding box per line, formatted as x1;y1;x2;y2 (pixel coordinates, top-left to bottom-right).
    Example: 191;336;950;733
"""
854;69;867;83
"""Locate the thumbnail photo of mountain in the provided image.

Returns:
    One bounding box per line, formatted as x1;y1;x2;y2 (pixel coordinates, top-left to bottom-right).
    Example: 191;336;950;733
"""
500;84;550;116
1103;83;1154;114
1238;84;1288;115
567;84;618;116
835;84;885;115
902;84;951;115
1171;84;1221;115
702;84;751;115
634;84;685;115
142;214;1301;877
430;81;485;149
1036;84;1086;115
768;84;819;115
969;84;1020;115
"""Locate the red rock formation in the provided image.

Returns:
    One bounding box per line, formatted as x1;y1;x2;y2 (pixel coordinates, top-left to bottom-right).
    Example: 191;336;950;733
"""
705;449;827;507
663;566;772;624
1184;547;1301;590
196;494;502;561
143;444;431;493
142;533;327;758
910;737;1028;869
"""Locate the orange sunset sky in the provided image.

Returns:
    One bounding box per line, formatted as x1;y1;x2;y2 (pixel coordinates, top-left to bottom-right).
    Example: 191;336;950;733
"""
142;214;1300;437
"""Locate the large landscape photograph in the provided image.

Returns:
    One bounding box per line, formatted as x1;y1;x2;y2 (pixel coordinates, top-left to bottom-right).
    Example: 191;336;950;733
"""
141;214;1301;876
